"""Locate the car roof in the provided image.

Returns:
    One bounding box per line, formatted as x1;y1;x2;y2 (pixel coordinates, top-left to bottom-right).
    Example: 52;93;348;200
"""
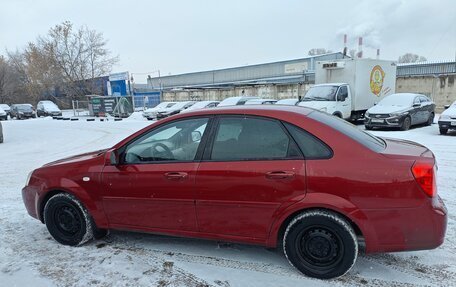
171;104;314;118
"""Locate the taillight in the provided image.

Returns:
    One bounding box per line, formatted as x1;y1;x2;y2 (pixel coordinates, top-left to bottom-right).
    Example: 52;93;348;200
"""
411;161;437;197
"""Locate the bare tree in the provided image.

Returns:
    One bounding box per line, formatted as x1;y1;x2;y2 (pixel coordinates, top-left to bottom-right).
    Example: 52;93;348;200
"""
308;48;332;56
7;21;118;103
0;55;28;104
398;53;427;63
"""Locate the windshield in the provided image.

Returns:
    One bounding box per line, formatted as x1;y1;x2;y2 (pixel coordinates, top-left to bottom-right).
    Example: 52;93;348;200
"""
153;102;169;109
378;95;414;107
303;86;338;101
171;102;191;109
17;105;33;111
187;102;209;109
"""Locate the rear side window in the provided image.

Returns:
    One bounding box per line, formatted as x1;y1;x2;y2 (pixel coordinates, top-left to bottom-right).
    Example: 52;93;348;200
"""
284;123;332;159
210;117;300;160
308;110;386;152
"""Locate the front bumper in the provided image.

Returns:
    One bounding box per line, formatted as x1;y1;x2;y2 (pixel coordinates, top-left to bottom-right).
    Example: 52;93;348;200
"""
438;120;456;130
365;115;405;127
22;185;40;220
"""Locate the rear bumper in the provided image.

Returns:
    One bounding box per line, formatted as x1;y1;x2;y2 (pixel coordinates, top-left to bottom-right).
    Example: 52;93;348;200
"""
22;185;40;220
363;196;447;253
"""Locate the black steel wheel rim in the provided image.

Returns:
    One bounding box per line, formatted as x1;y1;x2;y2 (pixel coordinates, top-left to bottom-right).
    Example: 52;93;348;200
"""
295;226;344;271
53;203;82;236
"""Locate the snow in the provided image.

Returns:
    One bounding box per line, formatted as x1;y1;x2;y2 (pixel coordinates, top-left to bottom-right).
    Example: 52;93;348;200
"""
1;116;456;286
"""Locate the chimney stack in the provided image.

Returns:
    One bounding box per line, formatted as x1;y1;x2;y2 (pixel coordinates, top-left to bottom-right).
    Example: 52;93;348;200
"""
357;37;363;58
343;34;348;56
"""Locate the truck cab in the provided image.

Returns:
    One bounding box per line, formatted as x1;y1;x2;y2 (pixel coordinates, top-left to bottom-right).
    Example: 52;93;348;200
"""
298;58;397;121
298;83;351;119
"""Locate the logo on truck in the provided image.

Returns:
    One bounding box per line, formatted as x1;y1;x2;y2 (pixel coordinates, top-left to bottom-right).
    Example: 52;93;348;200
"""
370;65;385;96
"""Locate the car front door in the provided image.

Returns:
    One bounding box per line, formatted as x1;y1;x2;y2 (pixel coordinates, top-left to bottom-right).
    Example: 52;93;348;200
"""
195;116;307;240
101;117;211;231
336;86;350;119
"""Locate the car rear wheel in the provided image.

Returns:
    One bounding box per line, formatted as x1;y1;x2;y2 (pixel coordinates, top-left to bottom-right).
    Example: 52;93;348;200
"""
44;193;96;246
427;113;434;126
283;210;358;279
400;116;411;131
440;128;448;135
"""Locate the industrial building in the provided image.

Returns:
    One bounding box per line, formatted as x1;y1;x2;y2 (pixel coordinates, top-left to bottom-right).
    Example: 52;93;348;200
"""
144;53;456;111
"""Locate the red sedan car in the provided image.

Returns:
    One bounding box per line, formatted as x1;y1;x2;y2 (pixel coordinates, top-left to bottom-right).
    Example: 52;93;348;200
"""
22;105;447;279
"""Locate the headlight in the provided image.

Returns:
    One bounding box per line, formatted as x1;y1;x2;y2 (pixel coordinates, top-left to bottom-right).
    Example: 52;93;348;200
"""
25;171;33;186
439;115;450;120
365;112;370;118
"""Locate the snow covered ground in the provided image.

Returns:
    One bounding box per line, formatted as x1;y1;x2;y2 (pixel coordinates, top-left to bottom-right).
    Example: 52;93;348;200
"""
0;115;455;287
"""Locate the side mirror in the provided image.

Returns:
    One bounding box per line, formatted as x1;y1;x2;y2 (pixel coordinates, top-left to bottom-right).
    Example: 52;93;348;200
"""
413;103;421;108
105;149;120;165
444;104;450;110
191;131;202;142
337;94;348;102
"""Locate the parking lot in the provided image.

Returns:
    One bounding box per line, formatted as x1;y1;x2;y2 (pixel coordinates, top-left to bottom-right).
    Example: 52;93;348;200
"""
0;114;455;287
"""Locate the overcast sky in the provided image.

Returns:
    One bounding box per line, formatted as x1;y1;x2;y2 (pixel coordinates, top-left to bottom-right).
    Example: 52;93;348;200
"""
1;0;455;83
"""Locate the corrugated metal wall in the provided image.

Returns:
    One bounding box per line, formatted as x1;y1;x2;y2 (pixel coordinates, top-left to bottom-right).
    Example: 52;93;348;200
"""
397;61;456;77
148;53;345;88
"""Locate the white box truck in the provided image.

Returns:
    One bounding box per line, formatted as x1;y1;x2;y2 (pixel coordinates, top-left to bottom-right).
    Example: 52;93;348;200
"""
298;58;397;120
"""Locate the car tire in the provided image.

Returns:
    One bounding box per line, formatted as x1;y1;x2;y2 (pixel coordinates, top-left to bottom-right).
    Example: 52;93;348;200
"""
400;116;411;131
439;128;448;135
283;210;358;279
426;113;434;126
44;193;95;246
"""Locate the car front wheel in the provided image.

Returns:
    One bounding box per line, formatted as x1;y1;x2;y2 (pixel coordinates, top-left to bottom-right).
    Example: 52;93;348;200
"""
44;193;96;246
400;116;411;131
440;128;448;135
283;210;358;279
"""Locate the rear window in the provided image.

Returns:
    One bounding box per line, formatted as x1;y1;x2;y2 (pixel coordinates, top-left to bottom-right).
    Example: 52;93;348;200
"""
308;111;386;152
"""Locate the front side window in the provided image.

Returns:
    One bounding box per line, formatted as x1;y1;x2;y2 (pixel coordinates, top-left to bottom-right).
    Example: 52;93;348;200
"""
337;86;348;102
210;117;300;160
123;118;209;164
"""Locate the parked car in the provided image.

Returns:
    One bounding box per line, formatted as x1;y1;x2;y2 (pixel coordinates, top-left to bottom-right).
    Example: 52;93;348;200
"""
364;93;435;131
10;104;37;119
142;102;177;120
156;101;195;119
180;100;219;113
438;101;456;135
276;98;299;106
218;96;258;106
22;105;446;279
0;106;7;121
36;100;62;117
0;104;11;116
244;98;277;105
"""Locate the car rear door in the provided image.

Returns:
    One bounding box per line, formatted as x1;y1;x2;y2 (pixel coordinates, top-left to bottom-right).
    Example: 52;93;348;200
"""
101;117;211;231
194;116;307;240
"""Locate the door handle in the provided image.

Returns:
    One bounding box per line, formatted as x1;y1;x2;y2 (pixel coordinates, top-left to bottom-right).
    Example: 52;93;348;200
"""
164;172;188;180
265;171;295;179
